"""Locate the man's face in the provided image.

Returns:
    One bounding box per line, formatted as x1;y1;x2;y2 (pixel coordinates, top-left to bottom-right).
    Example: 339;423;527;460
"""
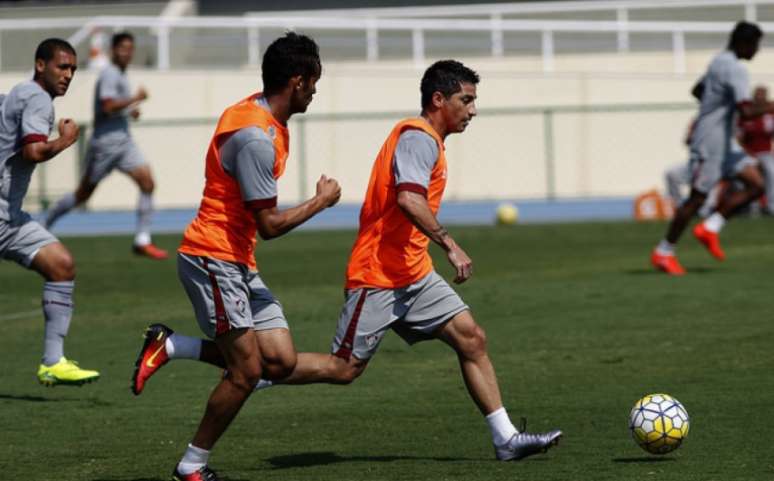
112;39;134;69
35;49;77;97
754;86;768;103
441;82;478;134
738;39;760;60
290;74;319;114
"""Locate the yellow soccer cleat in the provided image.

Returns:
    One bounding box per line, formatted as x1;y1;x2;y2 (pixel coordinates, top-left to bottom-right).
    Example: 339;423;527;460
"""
37;357;100;387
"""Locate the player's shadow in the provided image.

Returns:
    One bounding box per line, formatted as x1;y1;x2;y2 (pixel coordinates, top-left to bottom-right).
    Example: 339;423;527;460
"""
0;393;72;402
267;451;480;469
612;457;676;463
624;266;716;275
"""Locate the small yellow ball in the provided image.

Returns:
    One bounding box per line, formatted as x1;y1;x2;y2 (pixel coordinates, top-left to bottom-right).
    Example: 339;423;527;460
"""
496;203;519;225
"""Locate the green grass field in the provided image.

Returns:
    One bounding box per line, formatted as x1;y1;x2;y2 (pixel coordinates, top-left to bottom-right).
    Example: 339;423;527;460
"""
2;220;773;481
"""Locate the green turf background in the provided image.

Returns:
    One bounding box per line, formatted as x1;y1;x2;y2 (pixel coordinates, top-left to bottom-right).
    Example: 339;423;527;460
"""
1;220;772;480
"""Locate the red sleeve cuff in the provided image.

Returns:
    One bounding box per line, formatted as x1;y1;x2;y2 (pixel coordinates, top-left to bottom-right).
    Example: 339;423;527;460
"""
396;183;428;197
21;134;48;145
245;197;278;210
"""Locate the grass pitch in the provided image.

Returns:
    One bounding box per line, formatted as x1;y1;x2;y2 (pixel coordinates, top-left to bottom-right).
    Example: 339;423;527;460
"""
1;219;773;481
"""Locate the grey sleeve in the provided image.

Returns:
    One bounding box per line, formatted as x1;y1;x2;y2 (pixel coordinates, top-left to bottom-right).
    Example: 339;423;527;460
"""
219;127;277;204
98;68;124;100
393;129;438;192
728;64;750;104
21;92;53;140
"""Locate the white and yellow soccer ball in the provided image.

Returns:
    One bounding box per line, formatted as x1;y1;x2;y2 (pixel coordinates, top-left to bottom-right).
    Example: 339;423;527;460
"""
495;203;519;225
629;393;690;455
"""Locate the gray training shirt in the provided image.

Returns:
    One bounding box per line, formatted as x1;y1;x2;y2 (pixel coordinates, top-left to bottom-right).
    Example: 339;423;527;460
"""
691;50;751;156
0;80;54;221
217;97;278;207
92;63;132;139
393;128;439;193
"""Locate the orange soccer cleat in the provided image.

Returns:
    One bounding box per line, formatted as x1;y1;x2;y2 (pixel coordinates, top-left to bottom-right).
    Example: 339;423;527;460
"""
133;243;169;260
131;323;173;395
692;224;725;261
651;250;686;275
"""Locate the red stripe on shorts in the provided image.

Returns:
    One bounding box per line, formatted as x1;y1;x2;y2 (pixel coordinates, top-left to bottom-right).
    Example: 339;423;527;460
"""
203;257;230;336
334;289;368;360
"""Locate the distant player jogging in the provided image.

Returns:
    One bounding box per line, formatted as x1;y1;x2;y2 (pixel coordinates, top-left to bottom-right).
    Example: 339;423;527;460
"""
133;59;562;464
46;32;167;259
0;39;99;386
652;21;773;274
132;33;340;481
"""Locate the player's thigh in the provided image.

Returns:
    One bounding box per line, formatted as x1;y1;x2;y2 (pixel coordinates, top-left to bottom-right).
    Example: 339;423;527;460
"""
395;271;469;345
330;288;396;361
84;139;123;185
1;217;63;274
434;309;486;356
177;253;253;339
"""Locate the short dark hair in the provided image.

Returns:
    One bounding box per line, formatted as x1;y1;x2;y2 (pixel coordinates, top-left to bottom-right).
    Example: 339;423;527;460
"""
35;38;76;63
112;31;134;49
261;32;321;95
728;21;763;48
421;60;480;109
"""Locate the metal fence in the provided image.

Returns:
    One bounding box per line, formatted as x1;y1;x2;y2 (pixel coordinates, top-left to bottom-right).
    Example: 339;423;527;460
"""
26;102;697;213
3;0;774;72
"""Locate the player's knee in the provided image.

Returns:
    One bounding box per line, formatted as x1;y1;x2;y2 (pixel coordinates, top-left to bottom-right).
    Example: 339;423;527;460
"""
50;250;76;281
141;177;155;194
333;358;366;384
262;353;297;380
228;364;262;393
456;323;487;359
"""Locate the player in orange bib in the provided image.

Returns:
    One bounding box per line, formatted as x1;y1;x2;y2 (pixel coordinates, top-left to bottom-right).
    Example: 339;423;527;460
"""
130;33;340;481
259;60;562;461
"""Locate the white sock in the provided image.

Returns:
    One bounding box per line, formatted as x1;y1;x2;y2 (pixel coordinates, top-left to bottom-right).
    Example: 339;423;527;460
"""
134;192;153;246
165;334;202;360
486;407;518;446
655;239;675;256
254;379;273;391
177;443;209;475
703;212;726;233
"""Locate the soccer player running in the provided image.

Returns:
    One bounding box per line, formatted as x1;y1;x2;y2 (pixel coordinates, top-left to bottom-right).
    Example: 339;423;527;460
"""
133;33;340;481
0;39;99;386
45;32;167;259
133;59;562;463
651;21;773;275
738;85;774;213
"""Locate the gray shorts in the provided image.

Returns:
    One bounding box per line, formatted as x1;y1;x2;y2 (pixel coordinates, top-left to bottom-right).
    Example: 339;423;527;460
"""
331;271;469;361
691;144;758;194
85;134;146;184
177;253;288;339
0;213;58;267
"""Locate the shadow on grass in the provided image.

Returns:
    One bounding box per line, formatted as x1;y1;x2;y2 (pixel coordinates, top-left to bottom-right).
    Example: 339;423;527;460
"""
267;451;481;469
612;457;676;463
623;266;716;275
0;393;70;402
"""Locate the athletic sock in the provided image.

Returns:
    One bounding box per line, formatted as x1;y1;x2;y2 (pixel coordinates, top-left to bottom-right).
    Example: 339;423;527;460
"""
45;192;77;228
254;379;273;391
655;239;675;256
42;281;74;366
486;407;518;446
165;333;202;360
177;443;210;475
703;212;726;233
134;192;153;246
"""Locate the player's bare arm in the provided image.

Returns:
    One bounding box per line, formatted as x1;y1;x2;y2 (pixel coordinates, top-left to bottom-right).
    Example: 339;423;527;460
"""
102;86;147;115
22;118;79;163
396;189;473;284
251;174;340;240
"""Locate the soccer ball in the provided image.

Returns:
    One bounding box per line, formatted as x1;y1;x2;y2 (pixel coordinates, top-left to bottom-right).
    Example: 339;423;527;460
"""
629;393;689;455
495;203;519;225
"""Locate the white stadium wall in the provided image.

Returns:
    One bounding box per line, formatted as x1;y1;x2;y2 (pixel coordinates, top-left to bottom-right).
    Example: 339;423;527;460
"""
4;47;774;212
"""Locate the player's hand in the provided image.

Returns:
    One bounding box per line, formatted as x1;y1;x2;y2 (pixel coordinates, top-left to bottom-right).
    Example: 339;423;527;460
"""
447;242;473;284
134;87;148;102
130;108;141;120
316;174;341;207
58;119;80;145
